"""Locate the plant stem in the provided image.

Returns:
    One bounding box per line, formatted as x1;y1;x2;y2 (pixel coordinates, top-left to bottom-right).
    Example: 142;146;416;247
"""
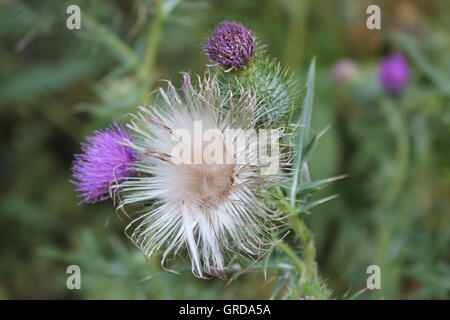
275;240;305;276
276;186;321;286
138;0;166;103
83;15;138;67
375;99;410;298
294;217;317;278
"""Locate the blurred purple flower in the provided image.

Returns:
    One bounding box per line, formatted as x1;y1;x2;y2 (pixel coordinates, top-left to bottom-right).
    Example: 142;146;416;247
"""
71;121;136;204
379;53;410;94
331;58;357;85
204;21;255;71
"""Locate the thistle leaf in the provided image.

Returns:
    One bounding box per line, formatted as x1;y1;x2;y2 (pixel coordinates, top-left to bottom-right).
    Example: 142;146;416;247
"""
296;175;347;196
303;125;331;159
285;86;307;128
290;57;316;206
263;247;273;281
299;194;339;213
270;270;290;300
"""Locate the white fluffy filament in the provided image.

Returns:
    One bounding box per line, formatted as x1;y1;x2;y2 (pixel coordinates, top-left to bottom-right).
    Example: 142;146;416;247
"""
117;74;283;277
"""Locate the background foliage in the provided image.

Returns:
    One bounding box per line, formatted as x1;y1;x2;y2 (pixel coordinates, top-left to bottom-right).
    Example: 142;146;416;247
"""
0;0;449;299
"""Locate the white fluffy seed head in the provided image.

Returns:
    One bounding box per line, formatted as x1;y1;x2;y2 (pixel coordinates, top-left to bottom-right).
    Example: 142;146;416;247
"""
118;74;286;277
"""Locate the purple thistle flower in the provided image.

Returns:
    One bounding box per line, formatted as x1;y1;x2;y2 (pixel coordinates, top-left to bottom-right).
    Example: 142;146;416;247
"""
71;121;136;204
379;53;410;94
204;21;255;71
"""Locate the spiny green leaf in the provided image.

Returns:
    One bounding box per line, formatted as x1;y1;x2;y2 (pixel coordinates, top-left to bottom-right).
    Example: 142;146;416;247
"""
290;57;316;206
348;288;368;300
263;247;273;281
296;175;347;196
303;125;331;159
299;194;339;213
270;270;290;300
285;86;307;127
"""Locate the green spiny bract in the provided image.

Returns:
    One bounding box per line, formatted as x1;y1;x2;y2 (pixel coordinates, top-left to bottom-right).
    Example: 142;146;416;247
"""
216;55;300;128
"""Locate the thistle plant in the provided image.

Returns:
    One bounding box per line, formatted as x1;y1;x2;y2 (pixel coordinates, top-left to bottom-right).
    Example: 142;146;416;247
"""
117;76;289;277
71;20;339;299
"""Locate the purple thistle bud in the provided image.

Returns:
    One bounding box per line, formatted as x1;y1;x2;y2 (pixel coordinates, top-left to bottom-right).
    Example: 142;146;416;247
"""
71;121;136;204
204;21;255;71
379;53;410;94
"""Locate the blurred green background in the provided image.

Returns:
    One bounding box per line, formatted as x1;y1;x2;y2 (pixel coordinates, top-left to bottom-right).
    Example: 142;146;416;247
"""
0;0;449;299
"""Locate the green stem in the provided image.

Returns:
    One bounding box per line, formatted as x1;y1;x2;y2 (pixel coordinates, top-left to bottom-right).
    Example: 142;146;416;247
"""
375;99;410;298
83;15;138;67
275;240;305;276
138;0;166;103
295;217;317;278
283;0;309;72
276;186;321;284
380;100;410;207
